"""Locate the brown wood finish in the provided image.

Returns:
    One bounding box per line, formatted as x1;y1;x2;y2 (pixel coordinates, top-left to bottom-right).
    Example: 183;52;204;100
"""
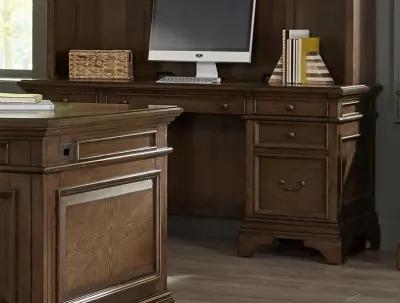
0;103;182;303
42;0;375;85
239;85;379;265
19;80;379;266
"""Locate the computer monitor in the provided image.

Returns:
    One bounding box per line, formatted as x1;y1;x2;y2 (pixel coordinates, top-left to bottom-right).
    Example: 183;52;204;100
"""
148;0;256;81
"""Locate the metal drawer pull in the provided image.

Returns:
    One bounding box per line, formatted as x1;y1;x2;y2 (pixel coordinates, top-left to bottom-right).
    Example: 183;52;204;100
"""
220;103;229;110
120;99;128;104
285;104;295;112
287;132;296;139
62;97;69;102
279;180;307;192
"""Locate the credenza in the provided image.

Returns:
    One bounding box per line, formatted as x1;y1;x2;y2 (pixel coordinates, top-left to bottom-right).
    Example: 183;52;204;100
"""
0;102;182;303
19;80;380;265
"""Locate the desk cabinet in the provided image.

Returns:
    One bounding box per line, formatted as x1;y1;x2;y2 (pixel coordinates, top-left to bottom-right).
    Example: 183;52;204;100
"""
19;80;380;264
0;103;182;303
238;88;379;265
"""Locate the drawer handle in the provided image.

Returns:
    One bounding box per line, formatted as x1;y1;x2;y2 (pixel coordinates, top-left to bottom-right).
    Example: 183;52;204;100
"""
279;180;307;192
62;97;69;102
286;104;296;112
120;99;128;104
220;103;229;110
287;132;296;139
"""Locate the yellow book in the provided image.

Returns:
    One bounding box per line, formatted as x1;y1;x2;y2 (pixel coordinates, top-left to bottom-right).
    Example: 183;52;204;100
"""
299;38;320;83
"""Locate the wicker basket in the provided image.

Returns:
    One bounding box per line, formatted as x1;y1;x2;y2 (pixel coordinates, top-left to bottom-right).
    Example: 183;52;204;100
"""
69;50;133;80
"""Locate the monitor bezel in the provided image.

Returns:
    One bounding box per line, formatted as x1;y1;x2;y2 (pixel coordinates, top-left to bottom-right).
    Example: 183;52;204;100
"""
148;0;257;63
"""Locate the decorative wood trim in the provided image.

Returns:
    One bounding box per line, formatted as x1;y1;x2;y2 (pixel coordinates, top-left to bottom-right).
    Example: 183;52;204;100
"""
76;130;158;161
0;190;17;303
56;171;162;303
0;142;9;164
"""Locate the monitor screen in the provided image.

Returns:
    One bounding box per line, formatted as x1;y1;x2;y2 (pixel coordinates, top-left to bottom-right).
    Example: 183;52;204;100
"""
149;0;255;52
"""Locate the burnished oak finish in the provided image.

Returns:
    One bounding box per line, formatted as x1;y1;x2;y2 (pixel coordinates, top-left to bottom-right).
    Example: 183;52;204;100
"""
239;85;379;265
20;80;379;266
0;103;182;303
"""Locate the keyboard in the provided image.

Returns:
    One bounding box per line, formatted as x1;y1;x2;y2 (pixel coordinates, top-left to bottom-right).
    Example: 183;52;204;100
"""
156;76;221;85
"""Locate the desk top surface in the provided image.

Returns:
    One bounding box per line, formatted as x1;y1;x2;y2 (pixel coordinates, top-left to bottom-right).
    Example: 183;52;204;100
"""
18;79;372;98
0;103;180;120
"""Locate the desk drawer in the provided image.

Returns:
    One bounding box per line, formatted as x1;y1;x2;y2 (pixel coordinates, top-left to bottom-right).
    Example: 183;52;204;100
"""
255;154;328;220
254;98;328;117
44;92;97;103
255;121;327;150
106;94;245;115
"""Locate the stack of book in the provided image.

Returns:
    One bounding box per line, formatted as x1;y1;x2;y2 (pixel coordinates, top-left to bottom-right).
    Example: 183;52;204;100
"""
269;29;334;85
0;93;54;111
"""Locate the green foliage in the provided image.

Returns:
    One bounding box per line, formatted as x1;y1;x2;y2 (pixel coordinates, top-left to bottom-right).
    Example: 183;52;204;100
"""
0;0;32;39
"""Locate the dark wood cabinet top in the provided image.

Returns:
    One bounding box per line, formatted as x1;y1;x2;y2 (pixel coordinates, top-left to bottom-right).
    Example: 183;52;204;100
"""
0;102;183;131
19;79;371;99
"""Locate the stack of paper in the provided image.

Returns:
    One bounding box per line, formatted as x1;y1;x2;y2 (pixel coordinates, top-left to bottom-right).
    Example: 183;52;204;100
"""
0;93;54;111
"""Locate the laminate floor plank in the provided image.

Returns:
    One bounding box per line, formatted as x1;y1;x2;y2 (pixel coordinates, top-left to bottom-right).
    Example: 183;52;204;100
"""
168;238;400;303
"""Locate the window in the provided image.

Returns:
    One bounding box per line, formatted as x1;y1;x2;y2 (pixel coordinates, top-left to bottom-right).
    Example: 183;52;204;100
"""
0;0;32;77
0;0;46;79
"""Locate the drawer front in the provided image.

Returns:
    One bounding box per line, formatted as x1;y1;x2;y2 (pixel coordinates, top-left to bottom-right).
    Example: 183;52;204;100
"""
254;154;328;220
254;98;328;117
255;121;327;150
106;94;245;115
44;92;98;103
77;131;157;161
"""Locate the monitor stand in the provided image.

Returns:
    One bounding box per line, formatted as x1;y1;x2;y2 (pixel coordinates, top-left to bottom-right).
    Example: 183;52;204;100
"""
156;62;221;84
196;62;221;83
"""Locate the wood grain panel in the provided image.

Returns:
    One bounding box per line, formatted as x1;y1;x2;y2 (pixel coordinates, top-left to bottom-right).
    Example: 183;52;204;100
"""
0;191;16;303
0;142;8;164
57;173;161;302
168;114;246;217
255;121;327;150
77;131;157;161
255;154;328;220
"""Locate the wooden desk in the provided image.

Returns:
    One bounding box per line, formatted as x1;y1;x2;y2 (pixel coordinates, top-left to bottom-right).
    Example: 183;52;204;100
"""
20;80;380;265
0;103;182;303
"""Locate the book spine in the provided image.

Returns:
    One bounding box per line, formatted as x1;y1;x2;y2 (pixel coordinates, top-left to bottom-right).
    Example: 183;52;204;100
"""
286;39;291;83
282;30;287;84
290;39;295;84
0;98;37;104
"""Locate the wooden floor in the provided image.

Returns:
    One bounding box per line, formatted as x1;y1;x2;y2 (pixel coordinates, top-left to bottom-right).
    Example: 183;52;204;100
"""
168;237;400;303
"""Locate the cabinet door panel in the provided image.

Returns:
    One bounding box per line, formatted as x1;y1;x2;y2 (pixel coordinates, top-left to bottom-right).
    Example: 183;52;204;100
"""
255;154;329;220
57;173;160;303
0;191;16;303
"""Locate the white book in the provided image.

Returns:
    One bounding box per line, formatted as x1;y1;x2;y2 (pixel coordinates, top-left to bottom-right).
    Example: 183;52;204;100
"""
0;93;43;104
288;29;310;39
0;100;54;111
286;39;291;83
294;39;298;83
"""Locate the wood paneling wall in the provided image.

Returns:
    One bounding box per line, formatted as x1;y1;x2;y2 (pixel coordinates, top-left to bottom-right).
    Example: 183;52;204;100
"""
47;0;375;84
